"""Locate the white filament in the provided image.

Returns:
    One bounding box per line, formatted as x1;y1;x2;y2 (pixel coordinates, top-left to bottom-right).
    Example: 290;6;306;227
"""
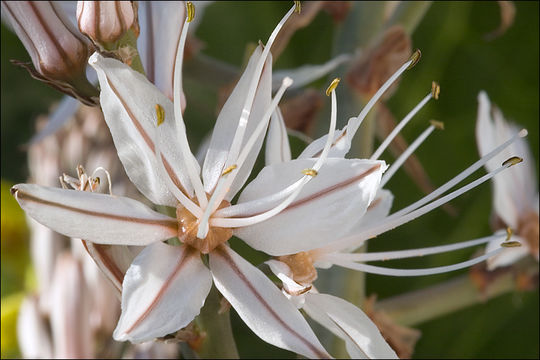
330;247;505;276
196;77;293;238
371;92;432;160
380;124;436;187
210;88;338;228
172;17;208;208
324;234;502;263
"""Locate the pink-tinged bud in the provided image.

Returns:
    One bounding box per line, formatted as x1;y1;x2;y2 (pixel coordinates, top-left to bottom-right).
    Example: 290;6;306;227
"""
1;1;98;105
77;1;136;46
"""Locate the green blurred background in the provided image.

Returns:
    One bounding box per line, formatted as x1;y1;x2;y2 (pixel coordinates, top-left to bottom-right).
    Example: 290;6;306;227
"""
1;1;538;358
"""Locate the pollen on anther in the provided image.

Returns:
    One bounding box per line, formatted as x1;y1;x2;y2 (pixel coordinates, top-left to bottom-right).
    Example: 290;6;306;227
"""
430;120;444;130
302;168;318;177
155;104;165;126
186;2;195;22
326;78;341;96
501;240;522;248
431;81;440;99
221;165;237;176
294;1;302;14
502;156;523;167
407;49;421;69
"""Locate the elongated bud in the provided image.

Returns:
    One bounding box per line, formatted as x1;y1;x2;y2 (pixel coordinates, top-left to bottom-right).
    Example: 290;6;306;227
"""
77;1;136;46
2;1;98;105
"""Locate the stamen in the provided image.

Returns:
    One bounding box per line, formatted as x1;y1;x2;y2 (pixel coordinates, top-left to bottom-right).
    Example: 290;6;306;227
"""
347;53;417;139
500;227;522;247
370;91;433;160
407;49;422;70
502;156;523;166
197;77;294;238
327;160;521;252
380;123;437;187
294;0;301;14
90;167;113;195
221;165;237;176
155;104;165;126
325;77;340;96
302;169;318;177
329;247;505;277
431;81;440;100
210;80;339;229
186;1;195;22
172;9;208;208
322;234;503;263
430;119;444;130
203;5;296;209
388;130;528;221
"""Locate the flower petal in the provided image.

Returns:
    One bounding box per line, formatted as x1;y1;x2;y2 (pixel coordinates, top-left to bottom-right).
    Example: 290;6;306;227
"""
89;52;197;206
485;234;529;270
299;116;360;159
234;158;385;255
114;243;212;342
138;1;186;106
265;108;292;166
304;293;398;359
347;189;394;237
12;184;177;246
81;241;139;293
17;296;53;359
476;91;538;226
202;45;272;198
209;246;330;358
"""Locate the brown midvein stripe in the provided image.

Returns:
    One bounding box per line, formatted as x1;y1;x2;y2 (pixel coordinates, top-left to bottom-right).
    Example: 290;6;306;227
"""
82;240;124;292
15;189;177;230
125;247;193;334
234;163;381;218
106;76;189;196
327;315;370;359
215;246;328;358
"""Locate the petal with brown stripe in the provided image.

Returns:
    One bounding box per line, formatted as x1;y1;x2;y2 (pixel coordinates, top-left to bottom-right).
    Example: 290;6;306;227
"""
89;52;198;206
114;242;212;342
233;158;386;255
11;184;177;246
209;246;330;359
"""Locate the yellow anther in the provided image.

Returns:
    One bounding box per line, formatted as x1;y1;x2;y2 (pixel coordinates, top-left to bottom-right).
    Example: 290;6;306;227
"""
325;78;341;96
429;120;445;130
407;49;422;70
506;227;513;241
221;164;237;176
155;104;165;126
186;2;195;23
501;240;522;248
502;156;523;167
302;168;318;177
294;1;302;14
431;81;440;100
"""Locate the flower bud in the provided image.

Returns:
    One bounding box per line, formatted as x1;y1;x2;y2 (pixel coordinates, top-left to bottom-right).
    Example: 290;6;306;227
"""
1;1;98;105
77;1;136;47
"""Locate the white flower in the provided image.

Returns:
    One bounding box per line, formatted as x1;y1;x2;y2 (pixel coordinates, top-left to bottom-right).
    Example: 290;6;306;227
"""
263;55;528;358
11;3;390;357
476;91;539;270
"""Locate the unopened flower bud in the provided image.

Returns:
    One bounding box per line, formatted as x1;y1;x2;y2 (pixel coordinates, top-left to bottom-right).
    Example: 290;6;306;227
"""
77;1;136;47
1;1;98;105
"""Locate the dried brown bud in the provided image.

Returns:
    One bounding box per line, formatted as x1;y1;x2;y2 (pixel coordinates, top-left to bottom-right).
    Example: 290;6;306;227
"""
346;25;412;98
322;1;352;23
280;89;324;133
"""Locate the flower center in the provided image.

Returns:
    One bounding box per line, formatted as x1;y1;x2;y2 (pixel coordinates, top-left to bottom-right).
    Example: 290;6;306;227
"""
176;197;233;254
518;210;539;257
277;251;318;285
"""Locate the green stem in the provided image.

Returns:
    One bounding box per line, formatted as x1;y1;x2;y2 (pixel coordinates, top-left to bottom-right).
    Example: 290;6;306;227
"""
376;264;538;327
195;285;239;359
385;1;433;34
